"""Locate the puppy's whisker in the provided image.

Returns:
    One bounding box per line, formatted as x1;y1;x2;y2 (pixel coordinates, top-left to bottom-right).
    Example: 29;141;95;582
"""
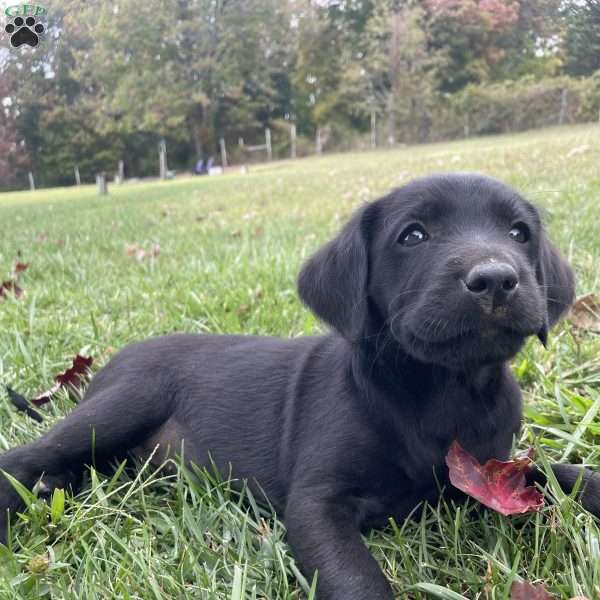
385;288;431;314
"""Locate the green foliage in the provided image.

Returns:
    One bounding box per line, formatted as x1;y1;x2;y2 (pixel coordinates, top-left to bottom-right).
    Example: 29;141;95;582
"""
1;0;295;188
563;0;600;77
0;0;598;189
454;75;600;137
364;3;443;143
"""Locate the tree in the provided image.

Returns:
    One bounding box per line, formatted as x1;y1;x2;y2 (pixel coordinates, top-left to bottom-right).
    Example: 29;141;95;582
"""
563;0;600;77
424;0;518;91
292;2;349;135
359;1;441;143
0;71;30;189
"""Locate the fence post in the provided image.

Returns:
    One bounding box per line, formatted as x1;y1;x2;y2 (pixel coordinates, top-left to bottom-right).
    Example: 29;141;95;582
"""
558;88;568;125
219;137;228;168
265;128;272;160
159;139;167;180
28;171;35;191
74;166;81;186
96;173;108;195
117;160;124;184
316;128;322;155
290;124;297;159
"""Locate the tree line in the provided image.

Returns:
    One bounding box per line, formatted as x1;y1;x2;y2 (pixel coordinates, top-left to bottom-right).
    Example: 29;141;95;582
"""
1;0;599;190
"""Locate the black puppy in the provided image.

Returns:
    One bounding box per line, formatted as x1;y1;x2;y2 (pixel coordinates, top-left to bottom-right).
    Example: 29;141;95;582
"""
1;173;598;599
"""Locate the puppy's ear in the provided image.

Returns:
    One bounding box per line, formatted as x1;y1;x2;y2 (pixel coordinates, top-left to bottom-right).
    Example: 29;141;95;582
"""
298;204;375;341
536;232;575;345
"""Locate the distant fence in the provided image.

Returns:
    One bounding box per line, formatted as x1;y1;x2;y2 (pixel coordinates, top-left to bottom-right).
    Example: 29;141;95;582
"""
7;73;600;192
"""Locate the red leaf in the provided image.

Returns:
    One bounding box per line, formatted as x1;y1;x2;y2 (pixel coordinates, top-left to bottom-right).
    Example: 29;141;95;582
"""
0;280;23;299
510;582;553;600
31;381;61;407
14;262;29;273
32;355;93;406
54;354;93;387
445;441;544;516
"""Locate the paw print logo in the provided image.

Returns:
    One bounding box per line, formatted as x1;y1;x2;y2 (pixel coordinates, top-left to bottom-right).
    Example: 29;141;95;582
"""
5;16;45;47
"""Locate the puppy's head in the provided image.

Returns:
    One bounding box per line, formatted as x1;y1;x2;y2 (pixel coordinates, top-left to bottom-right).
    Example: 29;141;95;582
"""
298;173;575;369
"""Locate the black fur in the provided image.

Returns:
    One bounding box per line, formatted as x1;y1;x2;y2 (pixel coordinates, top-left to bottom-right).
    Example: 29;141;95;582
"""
1;173;597;600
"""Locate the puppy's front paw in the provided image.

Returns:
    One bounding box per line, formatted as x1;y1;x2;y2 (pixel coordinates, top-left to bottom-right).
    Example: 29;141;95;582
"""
0;474;23;545
0;450;43;545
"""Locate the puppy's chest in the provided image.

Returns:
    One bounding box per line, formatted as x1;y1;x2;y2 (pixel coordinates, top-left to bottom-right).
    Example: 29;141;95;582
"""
420;385;501;444
376;383;514;489
357;390;513;529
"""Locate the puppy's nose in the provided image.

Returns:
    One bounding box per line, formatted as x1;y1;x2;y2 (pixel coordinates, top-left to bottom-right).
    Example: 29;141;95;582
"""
464;262;518;307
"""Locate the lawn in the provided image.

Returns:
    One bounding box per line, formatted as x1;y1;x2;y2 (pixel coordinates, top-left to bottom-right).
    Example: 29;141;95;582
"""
0;123;599;599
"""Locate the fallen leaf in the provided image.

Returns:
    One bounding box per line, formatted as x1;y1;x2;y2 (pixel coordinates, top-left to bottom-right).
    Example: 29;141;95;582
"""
125;243;140;257
445;441;544;516
566;144;590;158
510;582;552;600
10;262;29;279
14;262;29;273
125;242;160;261
569;293;600;333
54;355;93;387
236;304;250;316
0;280;23;299
32;354;93;406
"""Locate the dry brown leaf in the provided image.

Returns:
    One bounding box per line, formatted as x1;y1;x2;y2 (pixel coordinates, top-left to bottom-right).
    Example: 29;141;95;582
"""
14;262;29;273
0;280;23;299
510;581;552;600
125;242;160;261
510;581;589;600
569;293;600;333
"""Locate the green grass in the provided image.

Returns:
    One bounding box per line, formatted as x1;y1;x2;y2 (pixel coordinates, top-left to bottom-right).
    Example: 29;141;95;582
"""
0;123;599;599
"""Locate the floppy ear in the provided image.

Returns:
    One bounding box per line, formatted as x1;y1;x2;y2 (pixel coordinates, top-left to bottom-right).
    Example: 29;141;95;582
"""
298;204;375;341
536;232;575;345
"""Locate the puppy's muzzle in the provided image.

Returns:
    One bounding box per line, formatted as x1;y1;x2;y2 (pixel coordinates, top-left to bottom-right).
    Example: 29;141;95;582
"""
463;261;519;313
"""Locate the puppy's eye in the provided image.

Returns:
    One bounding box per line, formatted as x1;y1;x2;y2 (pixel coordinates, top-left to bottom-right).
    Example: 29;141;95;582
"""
509;222;530;243
398;224;429;247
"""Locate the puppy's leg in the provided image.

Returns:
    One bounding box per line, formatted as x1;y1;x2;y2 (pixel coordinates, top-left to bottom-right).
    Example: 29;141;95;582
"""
285;495;394;600
528;464;600;517
0;380;174;543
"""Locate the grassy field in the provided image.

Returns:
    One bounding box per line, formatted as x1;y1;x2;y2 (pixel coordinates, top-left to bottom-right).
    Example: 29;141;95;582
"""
0;123;599;599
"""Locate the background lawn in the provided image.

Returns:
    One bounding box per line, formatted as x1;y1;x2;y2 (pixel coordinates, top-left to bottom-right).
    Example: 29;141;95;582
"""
0;123;599;599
